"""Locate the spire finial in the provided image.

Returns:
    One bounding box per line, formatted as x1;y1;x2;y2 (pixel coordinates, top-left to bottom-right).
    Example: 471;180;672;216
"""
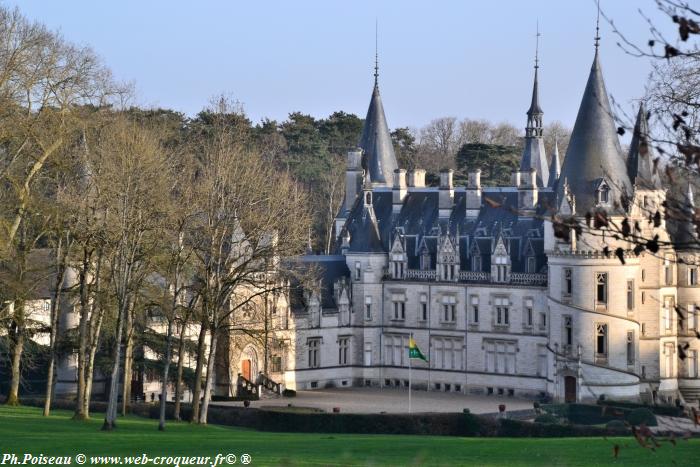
535;20;540;69
594;0;601;50
374;19;379;87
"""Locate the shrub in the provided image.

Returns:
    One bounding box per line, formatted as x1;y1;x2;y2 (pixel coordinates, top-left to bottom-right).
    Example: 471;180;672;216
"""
282;389;296;397
534;414;558;424
605;420;627;430
626;408;657;427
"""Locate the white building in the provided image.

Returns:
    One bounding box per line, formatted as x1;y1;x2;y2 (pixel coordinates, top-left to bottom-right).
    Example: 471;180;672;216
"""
261;40;700;405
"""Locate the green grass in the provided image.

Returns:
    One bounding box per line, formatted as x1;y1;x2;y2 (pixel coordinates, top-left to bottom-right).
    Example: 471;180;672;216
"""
1;405;699;466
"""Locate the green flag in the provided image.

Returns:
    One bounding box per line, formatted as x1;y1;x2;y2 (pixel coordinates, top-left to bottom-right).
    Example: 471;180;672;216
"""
408;337;428;362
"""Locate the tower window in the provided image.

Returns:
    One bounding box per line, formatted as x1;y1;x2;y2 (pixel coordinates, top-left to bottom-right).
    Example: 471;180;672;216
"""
420;294;428;321
595;272;608;306
626;330;635;366
596;324;608;358
626;280;634;311
598;185;610;204
564;316;573;346
364;296;372;320
563;268;572;297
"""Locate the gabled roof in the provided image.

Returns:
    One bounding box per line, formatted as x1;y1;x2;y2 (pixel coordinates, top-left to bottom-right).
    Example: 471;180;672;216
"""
556;50;632;215
359;82;398;186
627;103;661;189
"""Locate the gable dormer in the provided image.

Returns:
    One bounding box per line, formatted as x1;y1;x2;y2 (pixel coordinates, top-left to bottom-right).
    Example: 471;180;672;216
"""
437;232;459;281
418;237;431;271
594;178;611;207
389;231;407;279
307;289;321;328
469;237;483;271
491;234;511;283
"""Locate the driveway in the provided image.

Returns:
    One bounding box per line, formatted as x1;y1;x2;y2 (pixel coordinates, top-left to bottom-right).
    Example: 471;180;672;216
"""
213;387;533;415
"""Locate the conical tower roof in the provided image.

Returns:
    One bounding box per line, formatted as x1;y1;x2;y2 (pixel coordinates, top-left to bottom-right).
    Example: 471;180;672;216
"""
359;73;398;186
556;50;631;214
519;42;548;187
627;103;660;189
548;139;561;188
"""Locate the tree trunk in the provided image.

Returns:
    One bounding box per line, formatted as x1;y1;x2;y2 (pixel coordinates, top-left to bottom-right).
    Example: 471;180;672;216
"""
44;240;68;416
102;299;127;431
121;302;135;416
173;323;187;421
158;319;174;430
83;307;104;418
190;323;207;422
5;302;25;406
198;327;218;425
74;252;92;420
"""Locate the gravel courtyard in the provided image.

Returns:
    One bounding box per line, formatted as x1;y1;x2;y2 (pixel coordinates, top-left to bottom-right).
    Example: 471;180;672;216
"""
214;387;533;414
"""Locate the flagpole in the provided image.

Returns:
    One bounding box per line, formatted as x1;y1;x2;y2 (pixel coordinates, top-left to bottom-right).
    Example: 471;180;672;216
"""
408;334;412;414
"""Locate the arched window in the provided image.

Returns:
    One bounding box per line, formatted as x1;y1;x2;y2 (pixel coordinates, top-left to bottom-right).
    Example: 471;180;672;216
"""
598;185;610;204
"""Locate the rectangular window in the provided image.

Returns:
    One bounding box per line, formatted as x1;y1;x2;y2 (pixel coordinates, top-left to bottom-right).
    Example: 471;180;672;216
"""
524;298;533;327
442;296;456;322
664;297;673;331
420;294;428;321
664;343;674;378
338;337;349;365
540;312;547;329
470;295;479;324
564;316;573;346
392;300;406;320
484;339;516;374
595;272;608;305
664;257;673;285
495;297;509;325
626;280;634;311
563;268;572;296
364;342;372;366
595;323;608;358
626;330;634;366
689;304;697;332
271;355;282;373
308;339;320;368
365;296;372;320
689;267;698;286
527;257;536;273
355;261;361;281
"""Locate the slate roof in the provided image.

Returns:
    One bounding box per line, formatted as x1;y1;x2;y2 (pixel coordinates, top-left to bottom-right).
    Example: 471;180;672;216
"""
339;187;554;274
557;50;632;215
360;82;398;186
288;255;350;311
627;103;661;190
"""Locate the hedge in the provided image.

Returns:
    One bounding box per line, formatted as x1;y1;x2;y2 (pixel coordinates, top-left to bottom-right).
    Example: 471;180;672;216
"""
597;400;683;417
13;397;643;438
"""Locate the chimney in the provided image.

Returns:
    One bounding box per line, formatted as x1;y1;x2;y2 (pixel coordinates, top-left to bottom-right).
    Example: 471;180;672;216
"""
408;169;426;188
466;170;482;218
439;169;454;218
517;168;538;215
392;169;408;213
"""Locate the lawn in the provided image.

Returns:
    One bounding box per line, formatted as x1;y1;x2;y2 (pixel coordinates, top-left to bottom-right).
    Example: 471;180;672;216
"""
1;405;699;466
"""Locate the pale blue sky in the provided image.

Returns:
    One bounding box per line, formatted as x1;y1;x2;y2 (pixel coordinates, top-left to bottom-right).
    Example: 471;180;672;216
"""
6;0;670;129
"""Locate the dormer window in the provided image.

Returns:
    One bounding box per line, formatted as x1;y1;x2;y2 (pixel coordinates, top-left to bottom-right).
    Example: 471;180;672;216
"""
597;183;610;205
365;191;372;205
420;251;431;270
471;255;481;272
526;257;536;273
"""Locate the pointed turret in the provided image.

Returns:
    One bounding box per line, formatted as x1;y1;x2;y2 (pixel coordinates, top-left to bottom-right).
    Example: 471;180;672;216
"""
556;48;631;214
358;52;398;186
548;138;561;188
627;103;660;189
519;31;549;187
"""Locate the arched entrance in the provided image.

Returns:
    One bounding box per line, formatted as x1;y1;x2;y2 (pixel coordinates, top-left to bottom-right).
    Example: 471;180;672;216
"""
239;346;259;382
564;376;577;403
